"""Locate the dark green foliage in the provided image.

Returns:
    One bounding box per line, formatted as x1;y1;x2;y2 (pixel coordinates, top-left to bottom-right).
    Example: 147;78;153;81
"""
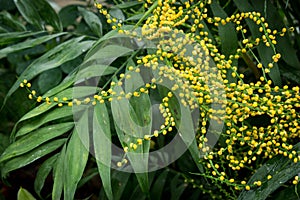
0;1;299;200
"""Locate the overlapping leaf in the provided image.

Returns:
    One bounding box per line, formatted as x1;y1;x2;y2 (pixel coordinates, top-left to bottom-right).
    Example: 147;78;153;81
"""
0;32;66;59
34;154;58;198
14;0;62;31
93;103;113;200
1;139;66;177
238;143;300;200
63;111;89;200
3;37;94;106
78;7;102;37
0;122;73;162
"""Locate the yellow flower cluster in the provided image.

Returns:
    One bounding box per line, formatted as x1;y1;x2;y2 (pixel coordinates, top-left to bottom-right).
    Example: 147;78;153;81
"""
21;0;299;198
94;2;122;31
120;0;299;197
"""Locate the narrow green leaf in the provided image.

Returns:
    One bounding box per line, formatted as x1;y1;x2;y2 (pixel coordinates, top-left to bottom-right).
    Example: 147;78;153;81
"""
120;173;151;199
42;72;77;98
11;102;57;139
34;154;58;198
0;31;45;46
124;60;150;128
170;174;187;200
114;125;150;194
1;139;66;177
60;55;83;74
126;13;144;21
15;106;74;138
4;37;93;106
129;94;152;128
112;84;151;138
113;78;151;194
134;167;150;194
150;169;169;199
52;86;99;100
0;26;8;33
112;97;140;138
128;184;147;200
77;169;98;189
0;133;9;155
232;1;253;15
52;144;66;200
38;68;63;94
177;106;203;173
17;188;36;200
78;7;102;37
76;65;117;81
64;115;89;200
0;32;66;59
188;140;204;173
124;70;144;95
93;103;113;200
277;36;300;69
14;0;62;31
58;5;80;28
0;122;73;163
84;44;133;64
0;0;16;11
0;11;26;31
109;8;125;21
84;26;135;61
281;69;300;84
272;184;300;200
114;1;143;9
111;170;131;200
19;102;57;122
238;143;300;200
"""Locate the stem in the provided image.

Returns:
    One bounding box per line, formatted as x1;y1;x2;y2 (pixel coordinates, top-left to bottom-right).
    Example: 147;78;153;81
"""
133;1;158;30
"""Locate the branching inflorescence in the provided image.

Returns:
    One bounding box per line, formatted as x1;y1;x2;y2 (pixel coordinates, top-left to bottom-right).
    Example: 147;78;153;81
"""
20;0;299;198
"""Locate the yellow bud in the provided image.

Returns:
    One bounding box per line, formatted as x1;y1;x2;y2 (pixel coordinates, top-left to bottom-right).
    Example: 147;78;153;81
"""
137;139;143;145
37;96;43;102
256;181;262;186
117;162;122;167
132;144;138;150
144;135;151;140
293;180;298;185
267;175;272;180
